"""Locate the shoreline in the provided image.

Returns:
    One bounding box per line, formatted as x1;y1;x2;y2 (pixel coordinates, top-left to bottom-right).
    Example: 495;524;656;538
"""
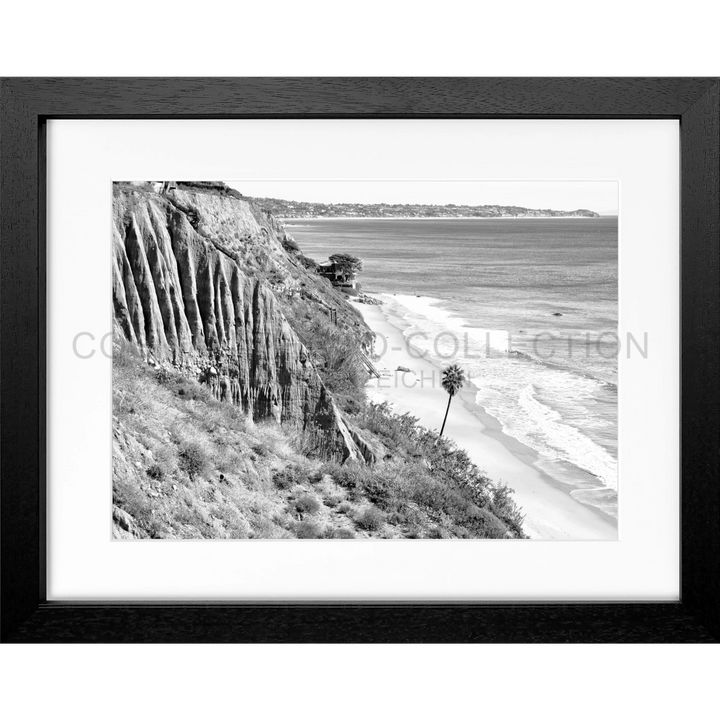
353;299;618;541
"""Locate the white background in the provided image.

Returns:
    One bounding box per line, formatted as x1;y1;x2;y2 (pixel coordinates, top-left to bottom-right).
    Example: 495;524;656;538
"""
48;119;677;601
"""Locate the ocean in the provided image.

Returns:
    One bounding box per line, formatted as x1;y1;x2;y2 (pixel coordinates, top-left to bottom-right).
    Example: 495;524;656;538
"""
285;217;618;519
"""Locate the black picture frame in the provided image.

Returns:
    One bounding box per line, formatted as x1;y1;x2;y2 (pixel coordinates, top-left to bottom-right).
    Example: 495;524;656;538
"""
1;77;718;643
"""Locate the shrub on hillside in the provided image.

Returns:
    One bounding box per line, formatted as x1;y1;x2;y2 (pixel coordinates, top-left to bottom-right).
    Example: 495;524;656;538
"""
148;443;179;480
295;520;324;539
319;462;360;493
355;506;385;532
294;494;321;515
409;475;469;518
253;442;269;457
272;469;293;491
355;404;420;456
155;366;173;385
272;464;305;490
389;505;424;527
146;463;165;481
467;505;512;539
329;528;355;539
282;307;367;405
322;489;344;508
352;402;526;537
179;442;208;480
489;483;525;536
357;471;396;511
176;378;214;404
298;254;318;271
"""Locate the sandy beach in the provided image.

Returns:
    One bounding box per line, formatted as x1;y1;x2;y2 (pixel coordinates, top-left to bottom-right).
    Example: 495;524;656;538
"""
354;301;618;540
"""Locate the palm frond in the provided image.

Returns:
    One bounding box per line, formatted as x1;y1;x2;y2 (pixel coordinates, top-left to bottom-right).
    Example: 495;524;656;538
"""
441;363;466;397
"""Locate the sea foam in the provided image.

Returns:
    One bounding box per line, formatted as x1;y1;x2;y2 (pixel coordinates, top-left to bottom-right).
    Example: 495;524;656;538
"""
379;293;618;508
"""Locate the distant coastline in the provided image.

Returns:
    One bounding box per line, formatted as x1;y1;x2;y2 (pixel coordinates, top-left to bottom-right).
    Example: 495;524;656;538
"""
280;215;603;221
252;196;601;220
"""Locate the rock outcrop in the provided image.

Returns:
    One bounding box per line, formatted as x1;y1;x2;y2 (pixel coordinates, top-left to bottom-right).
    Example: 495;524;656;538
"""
113;182;371;463
112;506;145;539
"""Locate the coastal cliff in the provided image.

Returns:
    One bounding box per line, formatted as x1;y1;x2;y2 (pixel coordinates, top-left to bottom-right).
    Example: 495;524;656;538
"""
112;182;526;540
113;182;370;463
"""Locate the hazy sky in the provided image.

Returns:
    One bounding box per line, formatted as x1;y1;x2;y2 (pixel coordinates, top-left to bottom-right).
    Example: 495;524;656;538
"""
226;181;619;215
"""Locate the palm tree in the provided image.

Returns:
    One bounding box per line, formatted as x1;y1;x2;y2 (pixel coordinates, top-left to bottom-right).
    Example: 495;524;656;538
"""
439;363;466;437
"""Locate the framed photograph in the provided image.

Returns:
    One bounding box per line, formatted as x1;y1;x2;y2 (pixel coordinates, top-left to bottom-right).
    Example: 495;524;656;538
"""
1;78;718;642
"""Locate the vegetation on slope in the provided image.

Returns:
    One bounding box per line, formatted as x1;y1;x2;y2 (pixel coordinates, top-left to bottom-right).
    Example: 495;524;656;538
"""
113;336;524;539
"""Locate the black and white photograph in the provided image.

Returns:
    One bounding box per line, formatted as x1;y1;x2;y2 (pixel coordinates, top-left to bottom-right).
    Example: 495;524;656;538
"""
112;179;619;540
1;51;717;720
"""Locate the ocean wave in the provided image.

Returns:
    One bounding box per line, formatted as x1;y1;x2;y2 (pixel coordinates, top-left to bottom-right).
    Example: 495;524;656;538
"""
381;294;616;379
378;292;618;496
382;293;510;358
570;487;618;520
516;384;617;489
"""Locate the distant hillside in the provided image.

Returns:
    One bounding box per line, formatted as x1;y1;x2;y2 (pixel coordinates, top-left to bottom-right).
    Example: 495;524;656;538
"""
251;197;600;219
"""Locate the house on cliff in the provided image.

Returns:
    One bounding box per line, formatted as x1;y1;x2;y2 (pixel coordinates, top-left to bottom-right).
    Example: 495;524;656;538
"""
318;259;361;296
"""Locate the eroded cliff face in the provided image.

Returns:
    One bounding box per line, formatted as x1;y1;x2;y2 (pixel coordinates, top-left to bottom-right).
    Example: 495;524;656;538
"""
112;182;369;462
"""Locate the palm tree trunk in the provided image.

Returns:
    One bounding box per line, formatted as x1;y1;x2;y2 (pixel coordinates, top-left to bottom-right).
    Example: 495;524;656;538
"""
440;394;453;437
